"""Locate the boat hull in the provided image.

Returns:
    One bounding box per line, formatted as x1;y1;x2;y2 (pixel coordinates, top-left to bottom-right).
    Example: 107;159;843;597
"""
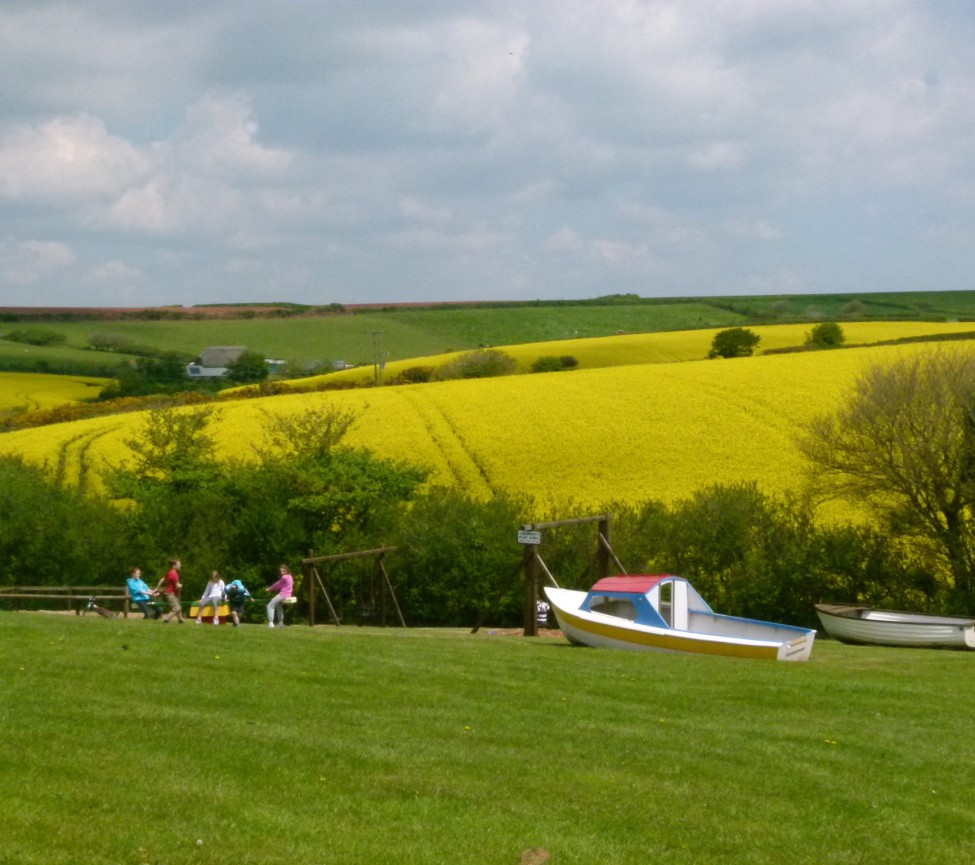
547;588;815;661
815;604;975;648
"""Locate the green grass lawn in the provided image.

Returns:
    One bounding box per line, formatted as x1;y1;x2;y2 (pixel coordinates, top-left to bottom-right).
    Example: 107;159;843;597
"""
2;614;974;865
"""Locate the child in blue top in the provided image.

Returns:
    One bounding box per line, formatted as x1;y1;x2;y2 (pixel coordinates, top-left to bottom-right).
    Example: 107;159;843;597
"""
126;567;157;619
225;579;252;627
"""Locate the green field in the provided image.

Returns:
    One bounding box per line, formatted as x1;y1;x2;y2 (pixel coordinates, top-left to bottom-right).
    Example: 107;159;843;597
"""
0;339;132;376
3;614;974;865
6;289;975;376
7;303;750;371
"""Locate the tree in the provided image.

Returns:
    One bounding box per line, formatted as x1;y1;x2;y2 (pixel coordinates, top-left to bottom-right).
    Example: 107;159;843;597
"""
225;406;428;575
799;350;975;609
99;352;191;398
0;456;128;586
110;406;222;495
105;407;235;586
226;350;269;383
806;322;845;348
708;327;760;359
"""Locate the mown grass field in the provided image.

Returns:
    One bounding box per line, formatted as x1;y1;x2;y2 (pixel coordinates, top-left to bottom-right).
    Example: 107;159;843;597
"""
2;613;974;865
2;335;973;517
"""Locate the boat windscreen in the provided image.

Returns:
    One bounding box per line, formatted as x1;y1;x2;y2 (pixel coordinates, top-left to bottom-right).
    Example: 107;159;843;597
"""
588;595;639;621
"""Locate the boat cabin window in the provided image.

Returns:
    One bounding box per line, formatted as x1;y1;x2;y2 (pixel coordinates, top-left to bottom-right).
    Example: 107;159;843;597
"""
658;581;672;627
588;594;638;621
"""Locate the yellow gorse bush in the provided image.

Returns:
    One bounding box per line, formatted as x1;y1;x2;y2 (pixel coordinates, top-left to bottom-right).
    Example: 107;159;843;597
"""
2;337;973;517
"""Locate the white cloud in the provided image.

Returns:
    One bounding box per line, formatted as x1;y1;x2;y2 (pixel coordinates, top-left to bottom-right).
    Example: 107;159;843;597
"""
171;92;293;178
544;226;584;253
83;260;143;286
0;238;75;285
0;114;150;202
688;141;746;172
727;218;781;241
399;196;453;222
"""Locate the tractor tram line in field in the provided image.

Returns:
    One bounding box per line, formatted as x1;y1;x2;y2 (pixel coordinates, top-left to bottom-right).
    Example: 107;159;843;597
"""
13;390;41;414
398;391;496;498
53;424;122;494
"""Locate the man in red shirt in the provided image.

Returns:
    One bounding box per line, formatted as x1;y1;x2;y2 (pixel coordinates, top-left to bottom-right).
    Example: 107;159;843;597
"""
156;558;184;624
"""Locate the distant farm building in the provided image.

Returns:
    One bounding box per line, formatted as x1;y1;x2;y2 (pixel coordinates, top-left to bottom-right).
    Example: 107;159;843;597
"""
186;346;246;378
186;346;286;379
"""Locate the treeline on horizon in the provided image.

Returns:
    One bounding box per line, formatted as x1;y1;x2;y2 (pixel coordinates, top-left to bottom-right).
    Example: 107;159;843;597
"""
4;288;975;322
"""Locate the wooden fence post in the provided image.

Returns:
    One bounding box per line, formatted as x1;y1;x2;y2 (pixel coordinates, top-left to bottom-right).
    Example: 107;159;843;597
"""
598;514;612;581
523;546;540;637
307;549;316;627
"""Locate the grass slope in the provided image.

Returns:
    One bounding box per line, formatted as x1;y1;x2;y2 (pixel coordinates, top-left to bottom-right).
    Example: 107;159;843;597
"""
6;290;975;376
2;614;974;865
36;303;748;370
0;339;134;376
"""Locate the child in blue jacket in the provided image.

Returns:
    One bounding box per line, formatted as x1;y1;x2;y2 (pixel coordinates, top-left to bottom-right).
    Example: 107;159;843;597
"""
225;578;252;627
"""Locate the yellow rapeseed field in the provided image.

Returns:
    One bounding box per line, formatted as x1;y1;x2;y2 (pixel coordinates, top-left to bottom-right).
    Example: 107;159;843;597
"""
290;320;975;386
0;372;108;413
2;338;972;516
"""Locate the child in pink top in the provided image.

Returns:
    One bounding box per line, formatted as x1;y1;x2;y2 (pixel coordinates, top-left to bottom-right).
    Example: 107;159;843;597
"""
266;565;294;628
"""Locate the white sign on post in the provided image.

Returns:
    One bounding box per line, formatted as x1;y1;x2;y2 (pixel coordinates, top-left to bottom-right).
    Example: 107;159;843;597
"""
517;530;542;545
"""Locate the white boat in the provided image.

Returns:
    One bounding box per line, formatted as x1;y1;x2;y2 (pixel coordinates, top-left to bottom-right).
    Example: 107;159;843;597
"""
814;603;975;649
544;575;815;661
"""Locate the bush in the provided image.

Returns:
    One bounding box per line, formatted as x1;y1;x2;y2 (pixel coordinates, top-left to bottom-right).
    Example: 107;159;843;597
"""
531;356;564;373
391;489;528;626
531;355;579;373
707;327;760;359
88;334;138;353
805;322;845;348
2;328;67;347
226;350;270;384
99;353;196;399
391;366;435;384
0;456;128;587
434;349;516;380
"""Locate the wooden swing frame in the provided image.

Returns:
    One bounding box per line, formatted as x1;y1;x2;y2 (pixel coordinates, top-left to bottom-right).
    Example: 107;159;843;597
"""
302;546;406;628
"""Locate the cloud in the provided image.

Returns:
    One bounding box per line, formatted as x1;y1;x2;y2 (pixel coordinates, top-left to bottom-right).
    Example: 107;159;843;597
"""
0;114;150;203
0;238;75;286
83;260;144;286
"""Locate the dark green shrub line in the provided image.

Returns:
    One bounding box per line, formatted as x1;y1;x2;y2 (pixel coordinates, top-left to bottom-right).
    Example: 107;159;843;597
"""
0;434;949;631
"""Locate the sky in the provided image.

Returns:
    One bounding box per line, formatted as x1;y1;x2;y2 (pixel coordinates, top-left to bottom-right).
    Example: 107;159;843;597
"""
1;1;974;308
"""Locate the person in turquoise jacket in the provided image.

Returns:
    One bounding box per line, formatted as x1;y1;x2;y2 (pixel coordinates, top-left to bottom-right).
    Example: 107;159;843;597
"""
225;578;252;627
126;567;158;619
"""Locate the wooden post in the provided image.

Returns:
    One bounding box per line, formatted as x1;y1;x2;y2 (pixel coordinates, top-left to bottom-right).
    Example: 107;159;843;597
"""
598;514;612;580
523;546;540;636
378;556;407;627
302;547;401;627
307;549;316;627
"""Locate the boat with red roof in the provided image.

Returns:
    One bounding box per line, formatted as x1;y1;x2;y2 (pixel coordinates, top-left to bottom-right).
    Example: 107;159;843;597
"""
544;575;816;661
